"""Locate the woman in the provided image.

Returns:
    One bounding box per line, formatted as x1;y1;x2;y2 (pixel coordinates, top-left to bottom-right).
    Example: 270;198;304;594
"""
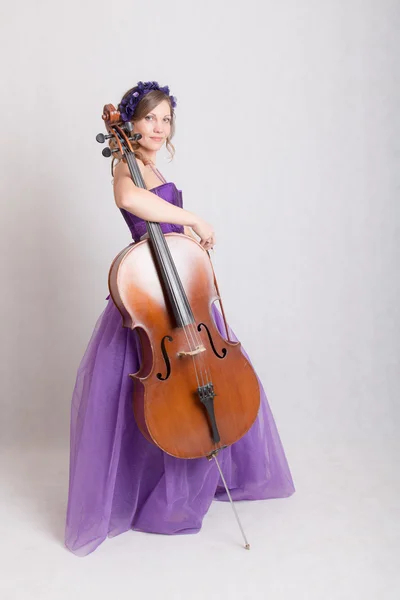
65;81;295;557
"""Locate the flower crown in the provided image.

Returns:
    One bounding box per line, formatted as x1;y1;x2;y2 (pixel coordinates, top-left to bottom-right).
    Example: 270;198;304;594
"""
118;81;177;123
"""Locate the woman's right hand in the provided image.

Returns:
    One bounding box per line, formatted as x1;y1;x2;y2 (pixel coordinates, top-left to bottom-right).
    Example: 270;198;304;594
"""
191;218;216;250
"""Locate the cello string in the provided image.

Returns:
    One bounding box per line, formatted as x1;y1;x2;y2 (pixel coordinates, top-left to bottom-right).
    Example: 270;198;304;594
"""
152;223;213;391
151;223;206;390
143;160;221;448
118;135;221;451
144;160;207;385
120;137;206;389
148;189;216;395
158;226;214;388
154;222;215;404
146;216;204;390
145;162;219;440
132;153;213;399
126;148;210;407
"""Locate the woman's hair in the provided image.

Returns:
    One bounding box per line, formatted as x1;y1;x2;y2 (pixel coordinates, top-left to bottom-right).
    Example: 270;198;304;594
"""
111;87;176;174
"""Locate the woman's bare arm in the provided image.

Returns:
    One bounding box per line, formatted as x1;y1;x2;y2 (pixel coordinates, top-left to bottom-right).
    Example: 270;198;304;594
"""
114;160;197;227
113;160;216;248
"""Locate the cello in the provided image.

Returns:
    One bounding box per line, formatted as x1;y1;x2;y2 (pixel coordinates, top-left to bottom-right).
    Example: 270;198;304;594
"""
97;104;261;548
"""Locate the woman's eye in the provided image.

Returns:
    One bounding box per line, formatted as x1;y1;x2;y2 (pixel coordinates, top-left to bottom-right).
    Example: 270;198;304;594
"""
145;116;170;123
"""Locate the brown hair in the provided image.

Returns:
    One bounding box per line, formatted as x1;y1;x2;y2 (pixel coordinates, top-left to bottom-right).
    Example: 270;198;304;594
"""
111;88;176;174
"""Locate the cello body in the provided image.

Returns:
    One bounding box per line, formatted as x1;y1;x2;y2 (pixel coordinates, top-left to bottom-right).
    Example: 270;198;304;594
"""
108;232;260;459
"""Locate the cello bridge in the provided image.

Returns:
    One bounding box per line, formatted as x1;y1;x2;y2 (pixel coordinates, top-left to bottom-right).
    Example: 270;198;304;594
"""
177;345;206;358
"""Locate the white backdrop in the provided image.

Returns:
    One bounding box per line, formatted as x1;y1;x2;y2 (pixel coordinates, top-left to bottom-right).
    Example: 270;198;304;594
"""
1;0;399;462
0;0;399;595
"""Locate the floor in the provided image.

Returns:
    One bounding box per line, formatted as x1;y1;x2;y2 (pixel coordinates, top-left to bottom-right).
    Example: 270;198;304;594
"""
1;441;399;600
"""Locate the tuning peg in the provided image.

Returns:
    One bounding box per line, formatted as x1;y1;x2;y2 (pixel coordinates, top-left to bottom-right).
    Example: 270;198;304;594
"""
102;147;112;157
96;133;114;143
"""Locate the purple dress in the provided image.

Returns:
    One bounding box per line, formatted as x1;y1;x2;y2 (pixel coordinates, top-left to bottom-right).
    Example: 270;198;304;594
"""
65;182;295;556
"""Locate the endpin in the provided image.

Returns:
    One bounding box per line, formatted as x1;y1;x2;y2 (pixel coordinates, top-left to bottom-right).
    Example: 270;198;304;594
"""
211;453;251;550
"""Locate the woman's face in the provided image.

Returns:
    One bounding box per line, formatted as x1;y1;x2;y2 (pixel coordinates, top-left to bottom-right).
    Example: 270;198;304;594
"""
133;100;172;153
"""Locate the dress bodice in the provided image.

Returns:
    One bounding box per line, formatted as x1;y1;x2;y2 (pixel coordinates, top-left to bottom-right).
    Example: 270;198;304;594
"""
120;182;184;242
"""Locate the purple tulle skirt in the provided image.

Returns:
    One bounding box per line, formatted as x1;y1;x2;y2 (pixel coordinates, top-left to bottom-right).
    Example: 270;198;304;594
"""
65;299;295;556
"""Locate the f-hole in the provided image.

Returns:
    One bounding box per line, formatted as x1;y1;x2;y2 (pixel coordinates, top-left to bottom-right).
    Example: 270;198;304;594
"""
197;323;227;359
157;335;173;380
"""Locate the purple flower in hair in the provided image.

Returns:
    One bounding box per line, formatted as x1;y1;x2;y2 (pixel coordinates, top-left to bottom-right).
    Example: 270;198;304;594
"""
119;81;177;122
